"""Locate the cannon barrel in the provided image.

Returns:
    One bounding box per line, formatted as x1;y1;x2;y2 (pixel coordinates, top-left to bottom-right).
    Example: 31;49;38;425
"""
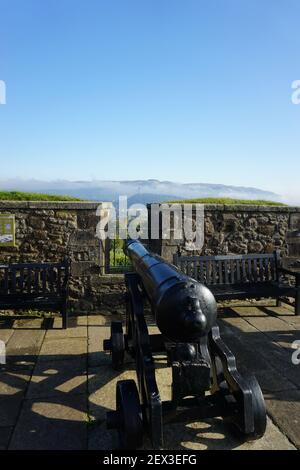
125;240;217;342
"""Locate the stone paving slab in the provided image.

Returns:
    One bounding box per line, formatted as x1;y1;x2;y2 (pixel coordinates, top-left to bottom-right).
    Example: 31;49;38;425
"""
88;326;112;368
0;370;31;396
45;325;87;339
218;320;297;392
265;390;300;448
224;306;269;317
5;330;45;369
0;396;24;427
34;356;87;374
27;362;86;399
0;427;13;450
88;362;296;450
13;319;45;329
0;329;14;344
9;394;88;450
143;417;296;451
38;337;87;361
0;309;299;450
88;315;109;326
56;315;89;328
220;316;300;389
87;324;134;368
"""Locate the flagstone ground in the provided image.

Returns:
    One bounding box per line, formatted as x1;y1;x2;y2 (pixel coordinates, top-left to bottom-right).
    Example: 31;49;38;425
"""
0;304;299;450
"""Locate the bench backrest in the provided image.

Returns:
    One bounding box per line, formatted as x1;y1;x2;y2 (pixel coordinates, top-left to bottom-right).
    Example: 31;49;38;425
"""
0;260;70;296
173;252;281;286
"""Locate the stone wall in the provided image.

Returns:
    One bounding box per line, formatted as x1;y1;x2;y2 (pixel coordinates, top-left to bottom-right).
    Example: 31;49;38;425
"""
0;201;125;313
147;204;300;269
2;202;300;316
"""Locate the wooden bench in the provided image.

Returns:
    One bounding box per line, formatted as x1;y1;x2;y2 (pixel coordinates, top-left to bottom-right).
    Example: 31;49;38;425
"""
173;251;300;315
0;260;70;328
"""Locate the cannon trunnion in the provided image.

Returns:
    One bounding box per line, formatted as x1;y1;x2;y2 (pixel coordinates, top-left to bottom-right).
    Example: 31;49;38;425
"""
104;240;267;449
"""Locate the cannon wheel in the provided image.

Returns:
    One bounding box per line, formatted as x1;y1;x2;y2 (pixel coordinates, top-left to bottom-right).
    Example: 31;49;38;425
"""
111;321;125;370
116;380;143;449
245;375;267;440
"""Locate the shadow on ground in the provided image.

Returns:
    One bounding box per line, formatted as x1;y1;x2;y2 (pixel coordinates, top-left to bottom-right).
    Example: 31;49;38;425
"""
0;306;299;450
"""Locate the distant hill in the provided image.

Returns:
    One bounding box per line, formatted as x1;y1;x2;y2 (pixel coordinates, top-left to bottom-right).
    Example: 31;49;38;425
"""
0;178;282;204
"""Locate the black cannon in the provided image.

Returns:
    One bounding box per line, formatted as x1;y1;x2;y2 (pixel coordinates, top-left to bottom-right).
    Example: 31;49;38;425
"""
103;240;267;449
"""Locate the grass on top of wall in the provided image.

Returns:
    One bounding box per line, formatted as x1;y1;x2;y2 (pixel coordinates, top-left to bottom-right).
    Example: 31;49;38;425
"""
166;198;286;206
0;191;83;201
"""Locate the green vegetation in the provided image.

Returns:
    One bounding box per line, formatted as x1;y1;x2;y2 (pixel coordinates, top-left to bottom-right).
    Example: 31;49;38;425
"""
109;237;132;272
0;191;82;201
166;198;286;206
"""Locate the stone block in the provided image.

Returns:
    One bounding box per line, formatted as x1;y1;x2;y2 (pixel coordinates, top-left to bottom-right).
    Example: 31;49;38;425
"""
27;361;86;399
38;337;87;362
265;390;300;448
9;394;88;450
0;396;23;427
0;370;31;396
0;427;13;450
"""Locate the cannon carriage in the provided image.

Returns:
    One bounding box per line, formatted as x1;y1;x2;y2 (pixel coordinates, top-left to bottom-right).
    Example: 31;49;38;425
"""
103;240;267;449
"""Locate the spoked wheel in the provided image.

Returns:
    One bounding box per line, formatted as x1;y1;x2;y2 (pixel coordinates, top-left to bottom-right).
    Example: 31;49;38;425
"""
115;380;143;449
244;375;267;441
103;321;125;370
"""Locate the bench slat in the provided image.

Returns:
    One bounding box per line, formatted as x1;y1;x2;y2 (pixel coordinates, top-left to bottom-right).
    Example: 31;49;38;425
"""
230;259;235;284
218;260;223;284
253;259;258;282
4;268;9;294
212;260;217;284
236;259;241;282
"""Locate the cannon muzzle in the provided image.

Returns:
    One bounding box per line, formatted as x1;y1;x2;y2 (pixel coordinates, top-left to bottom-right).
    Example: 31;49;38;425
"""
125;239;217;342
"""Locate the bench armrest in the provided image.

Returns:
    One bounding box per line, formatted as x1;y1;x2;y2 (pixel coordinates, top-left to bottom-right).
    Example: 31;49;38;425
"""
278;266;299;277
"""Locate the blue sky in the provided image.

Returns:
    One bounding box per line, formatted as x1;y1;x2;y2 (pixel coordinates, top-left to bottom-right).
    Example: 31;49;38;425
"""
0;0;300;201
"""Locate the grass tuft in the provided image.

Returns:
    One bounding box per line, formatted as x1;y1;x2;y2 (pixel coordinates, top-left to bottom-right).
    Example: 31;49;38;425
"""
0;191;83;201
165;197;286;206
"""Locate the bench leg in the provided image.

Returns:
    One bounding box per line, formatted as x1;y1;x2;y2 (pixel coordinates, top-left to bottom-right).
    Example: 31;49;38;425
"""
276;298;282;308
62;305;68;329
295;288;300;316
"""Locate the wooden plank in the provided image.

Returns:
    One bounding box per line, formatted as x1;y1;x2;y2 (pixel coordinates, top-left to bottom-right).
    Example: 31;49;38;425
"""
175;253;273;262
259;258;264;281
49;268;55;293
247;258;252;282
11;269;17;293
42;268;47;293
242;259;247;282
199;261;204;283
34;268;40;293
4;267;9;294
19;268;24;292
27;268;32;294
230;259;235;283
218;260;223;284
57;267;62;293
206;260;211;284
236;259;241;282
270;257;277;281
212;260;217;284
253;259;258;282
224;260;229;284
264;258;270;281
